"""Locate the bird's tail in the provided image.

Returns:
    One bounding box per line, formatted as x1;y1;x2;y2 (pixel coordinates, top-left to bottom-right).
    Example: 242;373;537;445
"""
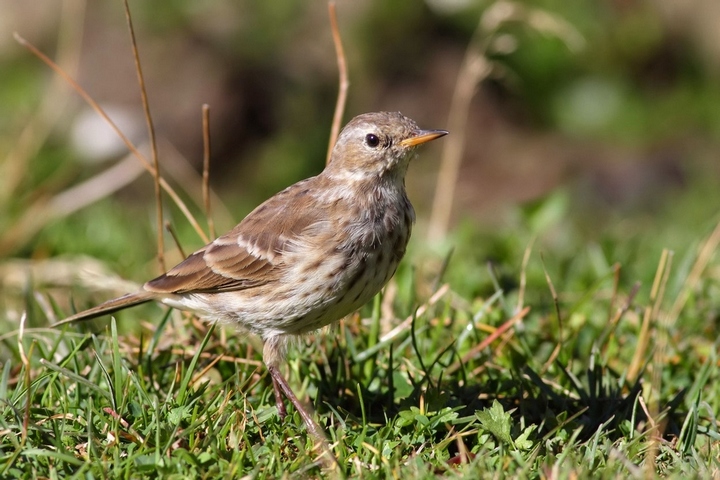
53;291;157;327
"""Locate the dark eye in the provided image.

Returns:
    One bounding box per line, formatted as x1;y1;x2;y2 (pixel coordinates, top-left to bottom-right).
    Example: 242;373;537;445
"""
365;133;380;148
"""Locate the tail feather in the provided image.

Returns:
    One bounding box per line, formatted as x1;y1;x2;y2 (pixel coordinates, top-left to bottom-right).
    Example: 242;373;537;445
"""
53;291;157;327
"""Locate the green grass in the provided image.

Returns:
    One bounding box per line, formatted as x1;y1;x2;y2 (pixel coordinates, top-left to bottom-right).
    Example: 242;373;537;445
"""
4;1;720;476
2;189;720;478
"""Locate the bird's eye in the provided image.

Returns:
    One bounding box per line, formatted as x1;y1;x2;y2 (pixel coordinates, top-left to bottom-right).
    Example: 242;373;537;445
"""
365;133;380;148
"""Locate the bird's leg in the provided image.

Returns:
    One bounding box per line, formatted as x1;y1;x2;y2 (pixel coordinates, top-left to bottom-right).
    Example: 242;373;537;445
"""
267;365;339;470
263;338;338;470
270;374;288;419
263;337;325;440
267;365;325;440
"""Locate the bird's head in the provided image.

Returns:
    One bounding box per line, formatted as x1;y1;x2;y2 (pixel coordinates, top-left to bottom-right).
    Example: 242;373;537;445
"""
325;111;447;183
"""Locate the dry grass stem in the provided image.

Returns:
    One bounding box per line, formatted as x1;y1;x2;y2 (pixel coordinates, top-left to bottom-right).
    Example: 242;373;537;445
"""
154;138;234;229
13;34;209;245
326;1;349;165
378;284;449;344
122;0;164;271
165;221;187;260
666;218;720;324
354;284;450;363
446;306;529;374
427;19;491;243
202;104;216;239
427;3;583;243
627;249;673;384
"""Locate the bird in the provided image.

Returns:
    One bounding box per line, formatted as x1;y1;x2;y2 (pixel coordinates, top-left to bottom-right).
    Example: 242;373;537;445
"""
55;111;447;440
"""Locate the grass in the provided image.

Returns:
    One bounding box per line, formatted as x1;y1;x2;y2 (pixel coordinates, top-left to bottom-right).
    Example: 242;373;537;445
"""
2;3;720;477
2;186;720;478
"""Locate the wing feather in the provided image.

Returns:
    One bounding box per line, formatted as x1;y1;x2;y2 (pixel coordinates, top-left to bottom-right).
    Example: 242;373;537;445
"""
145;179;325;295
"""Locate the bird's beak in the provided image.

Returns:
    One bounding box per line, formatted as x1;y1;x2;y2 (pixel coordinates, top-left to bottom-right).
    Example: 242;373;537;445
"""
400;129;448;147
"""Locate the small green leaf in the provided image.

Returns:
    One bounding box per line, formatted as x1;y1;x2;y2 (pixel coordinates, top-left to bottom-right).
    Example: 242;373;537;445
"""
515;425;537;451
168;405;191;425
198;451;214;463
476;400;514;447
415;414;430;427
135;454;163;471
382;440;400;457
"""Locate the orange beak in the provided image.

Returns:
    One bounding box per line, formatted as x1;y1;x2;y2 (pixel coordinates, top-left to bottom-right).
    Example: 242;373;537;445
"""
399;129;448;147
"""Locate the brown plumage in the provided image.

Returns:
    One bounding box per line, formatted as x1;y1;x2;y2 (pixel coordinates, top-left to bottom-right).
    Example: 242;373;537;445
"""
56;111;447;441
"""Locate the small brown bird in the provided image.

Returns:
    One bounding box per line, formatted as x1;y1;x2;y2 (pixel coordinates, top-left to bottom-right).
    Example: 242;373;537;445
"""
56;111;446;438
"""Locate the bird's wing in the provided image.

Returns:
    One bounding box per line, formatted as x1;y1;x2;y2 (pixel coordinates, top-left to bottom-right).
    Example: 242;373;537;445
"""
144;179;327;294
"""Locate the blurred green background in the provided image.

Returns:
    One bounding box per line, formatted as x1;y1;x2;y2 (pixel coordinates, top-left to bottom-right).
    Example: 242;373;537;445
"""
1;0;719;317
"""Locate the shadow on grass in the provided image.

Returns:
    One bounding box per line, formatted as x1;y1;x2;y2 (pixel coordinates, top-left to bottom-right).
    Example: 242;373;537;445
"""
310;339;688;452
